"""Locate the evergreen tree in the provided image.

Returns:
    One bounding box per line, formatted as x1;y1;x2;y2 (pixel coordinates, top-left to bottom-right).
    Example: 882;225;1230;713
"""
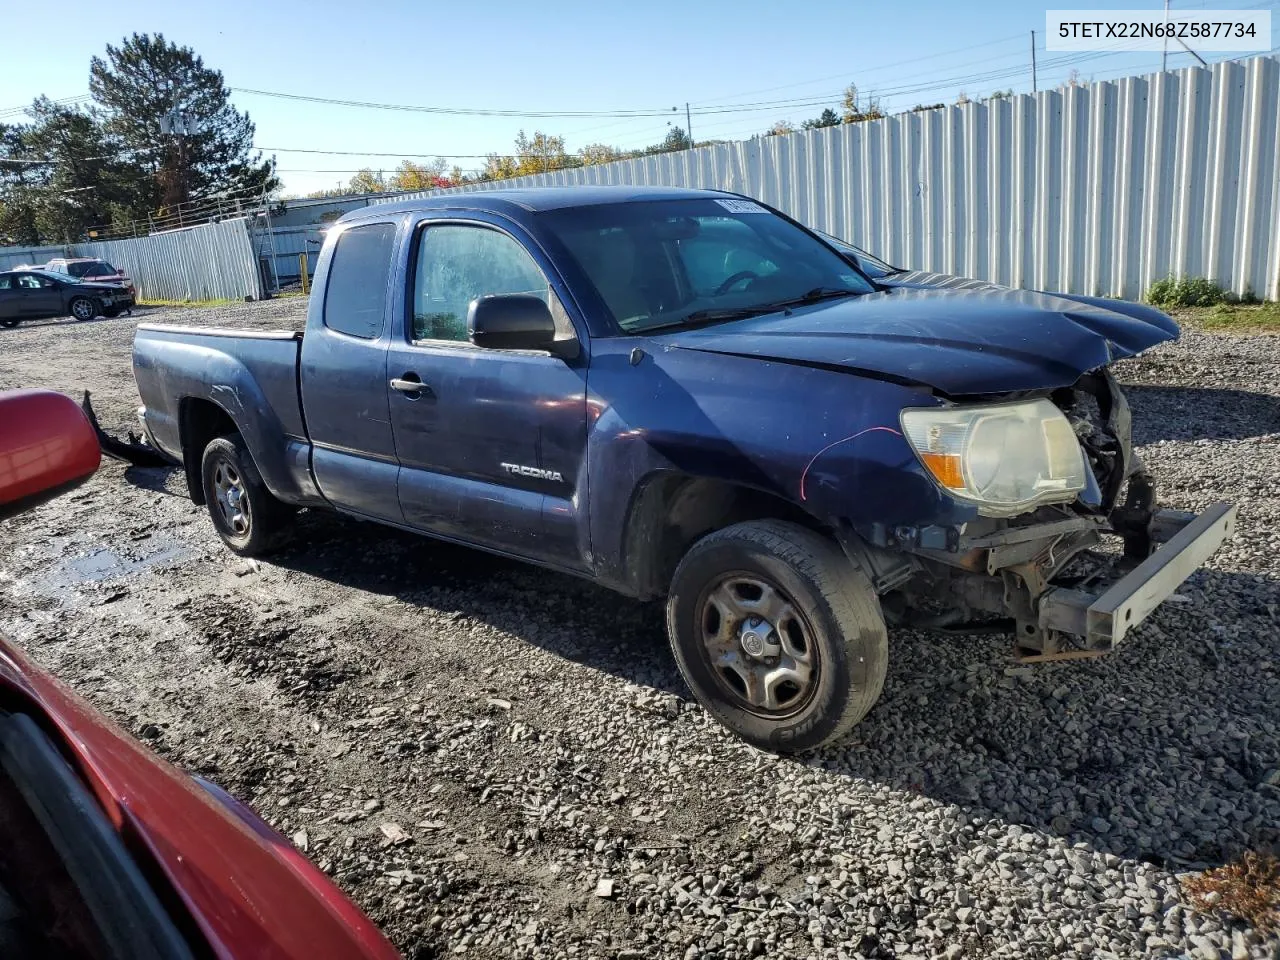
90;33;278;216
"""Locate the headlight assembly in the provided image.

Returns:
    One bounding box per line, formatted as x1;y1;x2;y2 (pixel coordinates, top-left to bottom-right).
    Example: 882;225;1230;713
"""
900;399;1087;517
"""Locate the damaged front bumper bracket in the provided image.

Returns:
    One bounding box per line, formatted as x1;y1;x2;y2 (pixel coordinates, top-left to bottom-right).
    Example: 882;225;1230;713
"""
1038;503;1237;649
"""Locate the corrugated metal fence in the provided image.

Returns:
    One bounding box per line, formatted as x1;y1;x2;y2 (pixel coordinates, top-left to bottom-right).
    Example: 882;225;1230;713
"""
378;55;1280;301
0;245;65;272
259;226;324;283
0;217;264;302
77;218;265;301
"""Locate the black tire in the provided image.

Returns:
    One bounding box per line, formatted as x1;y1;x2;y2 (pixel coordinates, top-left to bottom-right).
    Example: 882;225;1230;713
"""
0;319;18;328
68;296;98;321
200;434;292;556
666;519;888;753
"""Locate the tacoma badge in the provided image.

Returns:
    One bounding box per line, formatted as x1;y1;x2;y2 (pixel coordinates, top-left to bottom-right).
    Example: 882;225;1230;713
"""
500;462;563;482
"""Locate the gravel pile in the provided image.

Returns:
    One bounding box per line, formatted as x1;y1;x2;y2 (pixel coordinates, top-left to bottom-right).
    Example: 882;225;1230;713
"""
0;303;1277;959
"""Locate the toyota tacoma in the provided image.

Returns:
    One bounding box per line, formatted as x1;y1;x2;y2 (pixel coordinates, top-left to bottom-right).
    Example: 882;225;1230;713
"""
127;186;1235;751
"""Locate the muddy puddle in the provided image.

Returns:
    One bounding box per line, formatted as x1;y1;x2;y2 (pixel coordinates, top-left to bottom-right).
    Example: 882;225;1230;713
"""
12;531;199;605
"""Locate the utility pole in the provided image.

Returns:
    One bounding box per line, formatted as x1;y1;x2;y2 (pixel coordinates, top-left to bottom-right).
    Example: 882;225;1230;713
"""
1162;0;1171;71
1031;30;1038;92
686;102;693;149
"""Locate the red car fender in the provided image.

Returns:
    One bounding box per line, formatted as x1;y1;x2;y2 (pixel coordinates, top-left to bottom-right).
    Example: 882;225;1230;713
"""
0;637;400;960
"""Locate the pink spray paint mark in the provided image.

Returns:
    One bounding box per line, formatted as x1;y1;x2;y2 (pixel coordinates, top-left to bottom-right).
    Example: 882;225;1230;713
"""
798;426;903;502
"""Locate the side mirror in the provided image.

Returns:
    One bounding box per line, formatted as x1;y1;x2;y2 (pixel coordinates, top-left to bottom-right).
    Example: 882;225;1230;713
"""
468;294;579;359
0;390;101;521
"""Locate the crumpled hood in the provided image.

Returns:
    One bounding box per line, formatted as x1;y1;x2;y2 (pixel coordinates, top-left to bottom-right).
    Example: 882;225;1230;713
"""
657;285;1178;396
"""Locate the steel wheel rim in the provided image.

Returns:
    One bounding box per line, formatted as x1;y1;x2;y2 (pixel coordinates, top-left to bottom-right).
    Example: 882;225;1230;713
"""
212;460;251;537
695;572;818;718
72;299;94;320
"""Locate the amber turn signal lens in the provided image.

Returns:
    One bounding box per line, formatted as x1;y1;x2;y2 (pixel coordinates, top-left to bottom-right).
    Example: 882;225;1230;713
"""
920;451;964;489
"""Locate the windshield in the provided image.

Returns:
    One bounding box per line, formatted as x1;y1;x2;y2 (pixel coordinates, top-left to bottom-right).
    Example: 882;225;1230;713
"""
542;198;876;333
68;261;113;277
811;229;900;278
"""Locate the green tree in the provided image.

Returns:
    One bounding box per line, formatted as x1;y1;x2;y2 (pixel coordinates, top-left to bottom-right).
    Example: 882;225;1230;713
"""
0;122;43;244
0;99;139;243
654;126;691;152
90;33;278;217
802;108;841;130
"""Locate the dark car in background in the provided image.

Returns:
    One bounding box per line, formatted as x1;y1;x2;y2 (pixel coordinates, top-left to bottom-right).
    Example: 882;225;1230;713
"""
43;257;136;304
0;270;133;327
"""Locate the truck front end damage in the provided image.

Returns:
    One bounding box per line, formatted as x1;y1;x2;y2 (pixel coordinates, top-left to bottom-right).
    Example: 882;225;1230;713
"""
868;368;1236;658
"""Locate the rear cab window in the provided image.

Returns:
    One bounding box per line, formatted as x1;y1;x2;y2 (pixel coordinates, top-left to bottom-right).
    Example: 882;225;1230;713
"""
322;222;397;339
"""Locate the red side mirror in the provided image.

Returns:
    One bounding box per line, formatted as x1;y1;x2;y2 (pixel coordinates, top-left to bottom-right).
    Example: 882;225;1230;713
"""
0;390;101;520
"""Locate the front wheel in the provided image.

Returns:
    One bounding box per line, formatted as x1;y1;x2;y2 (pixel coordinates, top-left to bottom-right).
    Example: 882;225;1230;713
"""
666;520;888;753
68;296;98;321
0;319;18;329
200;434;292;556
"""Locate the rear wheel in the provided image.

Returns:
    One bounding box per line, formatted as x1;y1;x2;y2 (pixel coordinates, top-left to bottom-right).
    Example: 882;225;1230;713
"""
68;296;98;321
666;520;888;753
0;319;18;328
200;434;292;556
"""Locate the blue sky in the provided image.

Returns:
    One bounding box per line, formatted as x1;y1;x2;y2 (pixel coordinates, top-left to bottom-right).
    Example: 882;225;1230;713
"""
1;0;1275;196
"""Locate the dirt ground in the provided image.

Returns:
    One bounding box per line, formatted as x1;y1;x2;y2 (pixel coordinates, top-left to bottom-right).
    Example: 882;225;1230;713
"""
1;300;1278;960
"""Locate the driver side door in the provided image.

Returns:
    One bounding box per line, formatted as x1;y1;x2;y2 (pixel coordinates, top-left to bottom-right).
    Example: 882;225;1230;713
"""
15;274;64;318
387;216;589;568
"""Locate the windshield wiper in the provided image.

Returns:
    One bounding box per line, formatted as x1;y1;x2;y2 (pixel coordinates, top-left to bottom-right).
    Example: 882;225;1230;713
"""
770;286;863;308
639;305;780;333
636;288;863;334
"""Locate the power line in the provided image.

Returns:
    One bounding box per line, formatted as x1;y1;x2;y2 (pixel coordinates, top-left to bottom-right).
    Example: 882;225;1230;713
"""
0;94;91;119
231;87;681;119
258;147;527;159
688;32;1030;106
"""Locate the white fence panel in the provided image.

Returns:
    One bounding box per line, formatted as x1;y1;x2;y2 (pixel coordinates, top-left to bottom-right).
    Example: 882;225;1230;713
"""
0;245;66;271
3;58;1276;303
75;218;264;302
375;56;1280;300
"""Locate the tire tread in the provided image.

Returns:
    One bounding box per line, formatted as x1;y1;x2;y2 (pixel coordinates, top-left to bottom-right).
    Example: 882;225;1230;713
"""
666;519;888;751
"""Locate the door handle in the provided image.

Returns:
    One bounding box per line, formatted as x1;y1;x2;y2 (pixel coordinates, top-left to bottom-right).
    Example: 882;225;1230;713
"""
390;375;431;397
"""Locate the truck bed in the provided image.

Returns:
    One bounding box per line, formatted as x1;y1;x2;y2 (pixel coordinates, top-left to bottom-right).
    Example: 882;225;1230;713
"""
133;323;307;461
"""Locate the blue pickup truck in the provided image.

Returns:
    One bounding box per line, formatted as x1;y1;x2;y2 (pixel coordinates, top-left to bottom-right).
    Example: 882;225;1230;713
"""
131;186;1235;751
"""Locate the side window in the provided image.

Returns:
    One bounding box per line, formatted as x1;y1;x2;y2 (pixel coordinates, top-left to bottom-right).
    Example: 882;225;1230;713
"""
17;276;42;289
323;222;397;339
0;277;11;290
412;224;551;342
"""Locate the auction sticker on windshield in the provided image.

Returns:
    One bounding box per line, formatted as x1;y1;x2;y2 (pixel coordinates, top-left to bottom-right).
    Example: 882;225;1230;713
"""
716;199;768;214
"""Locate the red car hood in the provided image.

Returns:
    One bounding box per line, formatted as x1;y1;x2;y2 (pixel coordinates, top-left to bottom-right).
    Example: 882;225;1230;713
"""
0;634;399;960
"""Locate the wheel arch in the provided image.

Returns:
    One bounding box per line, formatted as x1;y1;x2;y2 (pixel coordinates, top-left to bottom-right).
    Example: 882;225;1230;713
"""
620;471;827;600
178;397;239;505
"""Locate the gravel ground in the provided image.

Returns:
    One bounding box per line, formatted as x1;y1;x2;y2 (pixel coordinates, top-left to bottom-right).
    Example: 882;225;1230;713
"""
1;300;1278;960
